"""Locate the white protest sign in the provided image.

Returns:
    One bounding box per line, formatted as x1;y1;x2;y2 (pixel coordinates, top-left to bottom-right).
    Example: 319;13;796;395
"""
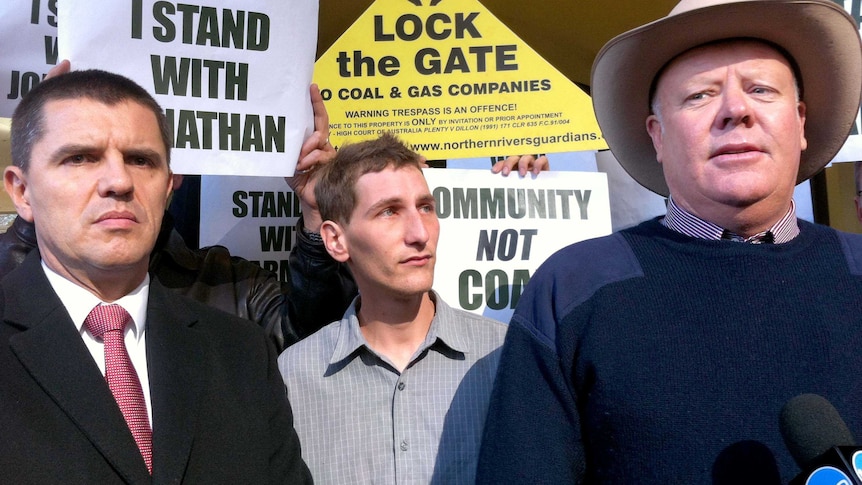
0;0;58;117
199;175;301;280
425;168;611;322
200;168;612;323
58;0;317;176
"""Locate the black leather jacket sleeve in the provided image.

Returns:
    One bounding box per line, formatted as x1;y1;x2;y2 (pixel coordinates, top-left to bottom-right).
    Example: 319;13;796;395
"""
284;216;358;346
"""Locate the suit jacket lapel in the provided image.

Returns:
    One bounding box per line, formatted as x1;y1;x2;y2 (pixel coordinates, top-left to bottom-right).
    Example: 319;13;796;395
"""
3;253;151;484
146;281;208;484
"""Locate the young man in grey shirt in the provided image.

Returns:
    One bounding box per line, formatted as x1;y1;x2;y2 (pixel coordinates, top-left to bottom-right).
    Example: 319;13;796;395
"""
278;133;506;484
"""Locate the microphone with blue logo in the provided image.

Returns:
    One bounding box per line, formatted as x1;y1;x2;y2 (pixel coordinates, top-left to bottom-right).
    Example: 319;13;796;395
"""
780;394;862;485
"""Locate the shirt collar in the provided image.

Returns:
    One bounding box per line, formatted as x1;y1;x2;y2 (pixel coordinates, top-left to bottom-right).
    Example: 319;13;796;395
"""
41;261;150;341
662;196;799;244
328;291;468;367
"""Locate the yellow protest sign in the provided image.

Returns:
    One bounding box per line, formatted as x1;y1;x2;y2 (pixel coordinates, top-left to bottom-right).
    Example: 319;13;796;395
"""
314;0;607;159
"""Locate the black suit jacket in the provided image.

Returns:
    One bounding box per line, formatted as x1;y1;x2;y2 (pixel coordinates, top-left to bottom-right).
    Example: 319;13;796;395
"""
0;252;311;484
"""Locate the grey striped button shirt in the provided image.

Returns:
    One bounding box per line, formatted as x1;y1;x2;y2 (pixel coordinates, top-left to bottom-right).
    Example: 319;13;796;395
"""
278;292;507;485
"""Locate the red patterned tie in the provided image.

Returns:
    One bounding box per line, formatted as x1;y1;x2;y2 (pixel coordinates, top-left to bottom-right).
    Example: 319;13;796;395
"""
84;304;153;474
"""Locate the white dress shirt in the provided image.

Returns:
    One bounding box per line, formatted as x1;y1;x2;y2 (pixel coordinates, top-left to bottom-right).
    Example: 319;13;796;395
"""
41;261;152;425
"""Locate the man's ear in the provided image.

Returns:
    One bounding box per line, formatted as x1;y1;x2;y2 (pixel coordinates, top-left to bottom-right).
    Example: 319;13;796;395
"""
4;166;33;222
320;220;349;263
164;171;175;205
646;114;664;164
170;173;182;191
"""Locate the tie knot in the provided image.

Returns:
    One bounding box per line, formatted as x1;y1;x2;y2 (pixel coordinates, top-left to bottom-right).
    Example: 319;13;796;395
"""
84;304;132;339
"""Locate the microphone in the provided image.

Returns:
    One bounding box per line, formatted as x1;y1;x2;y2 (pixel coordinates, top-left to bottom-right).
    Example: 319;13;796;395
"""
780;393;862;484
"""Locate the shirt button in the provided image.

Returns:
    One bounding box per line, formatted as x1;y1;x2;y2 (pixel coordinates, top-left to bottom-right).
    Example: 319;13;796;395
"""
397;382;406;391
400;440;408;451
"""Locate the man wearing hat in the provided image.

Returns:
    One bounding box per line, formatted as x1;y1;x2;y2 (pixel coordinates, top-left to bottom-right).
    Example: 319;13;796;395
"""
477;0;862;482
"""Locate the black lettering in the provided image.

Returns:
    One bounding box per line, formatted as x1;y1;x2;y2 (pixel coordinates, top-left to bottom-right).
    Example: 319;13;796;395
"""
476;230;497;261
152;55;190;96
481;188;505;218
259;226;296;252
426;13;451;40
506;189;526;219
519;230;537;260
223;9;245;48
219;112;242;150
453;187;478;219
232;191;248;217
224;61;249;100
373;15;394;41
557;189;575;219
132;0;143;38
176;3;200;44
152;1;176;42
196;6;221;46
396;14;422;41
6;71;19;100
433;187;451;218
30;0;40;24
247;12;270;50
574;190;591;220
468;46;493;72
459;269;483;310
444;47;469;74
174;109;200;149
455;12;480;38
485;269;509;310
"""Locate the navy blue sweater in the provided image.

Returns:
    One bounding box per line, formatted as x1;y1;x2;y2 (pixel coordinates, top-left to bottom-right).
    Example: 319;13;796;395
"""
477;218;862;483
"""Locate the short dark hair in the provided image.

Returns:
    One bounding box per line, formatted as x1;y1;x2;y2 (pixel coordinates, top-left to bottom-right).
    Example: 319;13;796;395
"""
315;132;424;225
11;69;172;171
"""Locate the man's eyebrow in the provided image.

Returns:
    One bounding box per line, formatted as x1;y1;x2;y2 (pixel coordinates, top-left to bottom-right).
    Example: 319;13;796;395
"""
48;143;98;161
365;196;403;215
366;193;435;213
124;148;166;163
47;144;165;164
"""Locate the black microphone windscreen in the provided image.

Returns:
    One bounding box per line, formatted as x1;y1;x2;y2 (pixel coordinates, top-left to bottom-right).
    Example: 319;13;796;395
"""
779;393;856;467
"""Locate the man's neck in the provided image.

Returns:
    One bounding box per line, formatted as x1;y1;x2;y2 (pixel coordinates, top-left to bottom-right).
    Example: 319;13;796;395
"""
357;291;436;372
41;256;148;302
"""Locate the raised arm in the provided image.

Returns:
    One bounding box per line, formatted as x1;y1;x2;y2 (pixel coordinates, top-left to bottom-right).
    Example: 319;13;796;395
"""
282;85;356;345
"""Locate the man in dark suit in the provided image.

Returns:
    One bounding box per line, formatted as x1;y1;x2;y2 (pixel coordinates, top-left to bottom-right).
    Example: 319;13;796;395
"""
0;69;311;483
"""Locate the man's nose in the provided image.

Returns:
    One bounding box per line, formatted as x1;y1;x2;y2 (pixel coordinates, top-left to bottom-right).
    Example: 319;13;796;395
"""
98;154;134;198
717;85;753;129
404;209;431;245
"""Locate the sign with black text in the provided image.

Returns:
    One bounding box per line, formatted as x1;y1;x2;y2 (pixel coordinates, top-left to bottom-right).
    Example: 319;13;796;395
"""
425;168;610;321
314;0;606;159
58;0;318;176
1;0;58;117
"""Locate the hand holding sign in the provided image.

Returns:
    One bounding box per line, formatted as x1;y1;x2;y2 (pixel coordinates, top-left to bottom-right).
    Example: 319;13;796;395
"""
492;154;550;177
287;83;336;233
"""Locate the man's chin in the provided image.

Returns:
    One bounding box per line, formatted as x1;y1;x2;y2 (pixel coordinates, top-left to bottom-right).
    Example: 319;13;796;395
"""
88;251;151;274
391;282;434;300
705;180;785;208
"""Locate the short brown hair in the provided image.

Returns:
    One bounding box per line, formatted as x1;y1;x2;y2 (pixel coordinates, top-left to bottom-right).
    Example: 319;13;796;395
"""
315;132;423;225
11;69;172;171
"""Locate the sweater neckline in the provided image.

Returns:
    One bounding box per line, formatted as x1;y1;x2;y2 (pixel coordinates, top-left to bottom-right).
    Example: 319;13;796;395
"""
630;217;822;258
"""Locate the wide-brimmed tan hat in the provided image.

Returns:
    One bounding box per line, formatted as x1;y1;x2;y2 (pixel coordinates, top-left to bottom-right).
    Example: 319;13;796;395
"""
591;0;862;196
